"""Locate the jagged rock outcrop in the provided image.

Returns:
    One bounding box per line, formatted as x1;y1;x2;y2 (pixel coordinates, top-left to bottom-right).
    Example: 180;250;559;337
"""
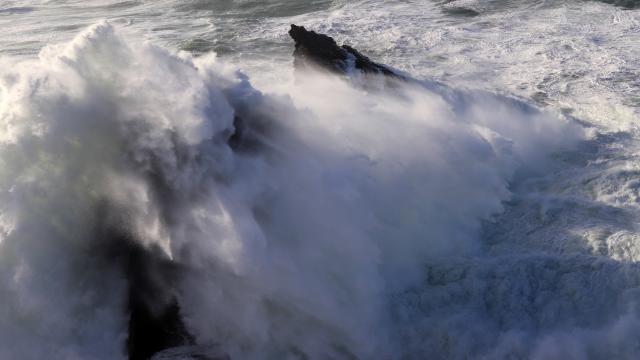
288;24;399;78
228;24;411;155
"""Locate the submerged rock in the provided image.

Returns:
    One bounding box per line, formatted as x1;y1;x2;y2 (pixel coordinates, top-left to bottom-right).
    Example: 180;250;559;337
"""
288;24;399;77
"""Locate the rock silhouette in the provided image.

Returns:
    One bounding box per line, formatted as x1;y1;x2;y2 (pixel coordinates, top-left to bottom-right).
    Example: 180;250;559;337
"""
289;24;399;77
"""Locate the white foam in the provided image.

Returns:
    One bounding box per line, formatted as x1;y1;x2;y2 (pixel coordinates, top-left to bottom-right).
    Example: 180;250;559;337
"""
0;22;590;358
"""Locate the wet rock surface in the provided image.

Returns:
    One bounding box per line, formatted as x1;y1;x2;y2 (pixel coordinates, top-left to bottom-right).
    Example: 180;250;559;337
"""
289;24;399;77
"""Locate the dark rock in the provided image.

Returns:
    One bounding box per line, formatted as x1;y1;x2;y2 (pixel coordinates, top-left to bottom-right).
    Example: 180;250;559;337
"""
289;24;347;73
127;295;194;360
288;24;398;77
442;6;480;17
228;115;267;153
92;205;194;360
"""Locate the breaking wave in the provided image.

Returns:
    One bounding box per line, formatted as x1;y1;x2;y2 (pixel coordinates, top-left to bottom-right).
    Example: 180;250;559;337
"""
3;22;634;360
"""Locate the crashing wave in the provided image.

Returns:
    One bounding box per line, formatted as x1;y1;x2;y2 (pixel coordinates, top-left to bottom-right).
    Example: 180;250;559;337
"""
0;21;617;360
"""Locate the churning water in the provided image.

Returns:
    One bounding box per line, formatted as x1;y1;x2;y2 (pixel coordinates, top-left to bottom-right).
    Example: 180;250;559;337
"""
1;1;640;359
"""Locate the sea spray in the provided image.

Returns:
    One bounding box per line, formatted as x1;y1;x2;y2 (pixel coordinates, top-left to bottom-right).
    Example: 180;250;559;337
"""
0;22;585;359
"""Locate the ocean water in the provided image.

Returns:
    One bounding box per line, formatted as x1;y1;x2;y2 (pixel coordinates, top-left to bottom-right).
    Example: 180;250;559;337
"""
1;1;640;359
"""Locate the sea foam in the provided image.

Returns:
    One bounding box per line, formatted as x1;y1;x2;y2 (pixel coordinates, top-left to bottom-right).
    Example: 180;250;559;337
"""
0;22;590;359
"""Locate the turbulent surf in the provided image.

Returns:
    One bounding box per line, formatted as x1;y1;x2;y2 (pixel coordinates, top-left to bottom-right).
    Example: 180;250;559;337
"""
0;1;639;359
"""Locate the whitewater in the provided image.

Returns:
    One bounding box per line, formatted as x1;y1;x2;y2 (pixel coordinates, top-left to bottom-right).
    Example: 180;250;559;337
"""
1;1;640;359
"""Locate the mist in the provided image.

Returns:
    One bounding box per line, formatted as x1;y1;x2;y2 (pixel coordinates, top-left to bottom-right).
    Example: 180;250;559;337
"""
3;22;635;360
